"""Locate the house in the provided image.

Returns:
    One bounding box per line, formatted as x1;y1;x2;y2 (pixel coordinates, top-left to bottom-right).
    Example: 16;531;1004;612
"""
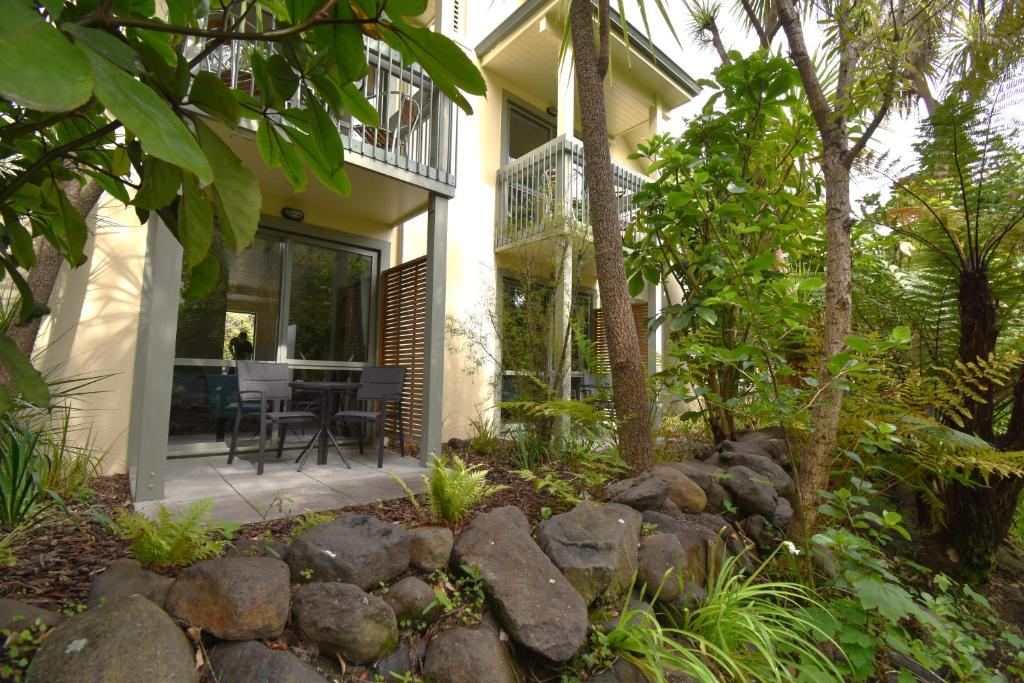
33;0;698;503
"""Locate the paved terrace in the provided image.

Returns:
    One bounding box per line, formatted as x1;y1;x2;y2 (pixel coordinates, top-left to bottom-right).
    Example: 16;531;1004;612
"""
135;450;426;524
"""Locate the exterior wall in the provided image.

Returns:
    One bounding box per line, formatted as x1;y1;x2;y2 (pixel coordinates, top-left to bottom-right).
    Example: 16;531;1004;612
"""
35;199;150;474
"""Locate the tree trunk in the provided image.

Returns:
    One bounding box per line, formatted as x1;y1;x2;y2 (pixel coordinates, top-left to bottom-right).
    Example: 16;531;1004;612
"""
946;472;1024;582
9;180;103;358
569;0;653;470
797;154;854;533
956;268;998;441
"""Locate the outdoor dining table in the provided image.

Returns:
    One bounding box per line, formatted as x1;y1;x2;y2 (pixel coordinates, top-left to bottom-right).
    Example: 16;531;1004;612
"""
288;380;360;469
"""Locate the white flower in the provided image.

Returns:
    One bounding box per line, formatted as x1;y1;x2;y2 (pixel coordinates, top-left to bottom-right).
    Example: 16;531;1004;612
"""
782;541;801;556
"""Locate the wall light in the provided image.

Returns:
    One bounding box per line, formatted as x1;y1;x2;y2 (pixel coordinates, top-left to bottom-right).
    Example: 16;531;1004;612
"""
281;207;304;222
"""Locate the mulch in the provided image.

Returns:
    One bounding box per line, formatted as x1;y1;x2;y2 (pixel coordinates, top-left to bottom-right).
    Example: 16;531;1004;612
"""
0;474;133;612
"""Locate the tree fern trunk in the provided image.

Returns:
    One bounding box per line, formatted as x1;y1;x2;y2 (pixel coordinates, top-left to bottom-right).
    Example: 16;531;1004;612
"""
957;268;998;441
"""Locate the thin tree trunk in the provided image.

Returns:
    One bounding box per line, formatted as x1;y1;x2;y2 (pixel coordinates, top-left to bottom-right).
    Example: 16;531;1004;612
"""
956;268;998;441
570;0;653;470
9;180;103;357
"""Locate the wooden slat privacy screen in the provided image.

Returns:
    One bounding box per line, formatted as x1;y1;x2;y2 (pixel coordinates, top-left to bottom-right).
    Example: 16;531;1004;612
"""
379;256;427;443
591;302;648;369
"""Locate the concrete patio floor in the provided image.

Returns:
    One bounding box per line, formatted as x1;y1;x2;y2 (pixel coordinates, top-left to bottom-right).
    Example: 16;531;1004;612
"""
135;447;426;524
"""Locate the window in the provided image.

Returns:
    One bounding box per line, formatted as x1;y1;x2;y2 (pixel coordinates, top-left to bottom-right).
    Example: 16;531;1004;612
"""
505;102;555;162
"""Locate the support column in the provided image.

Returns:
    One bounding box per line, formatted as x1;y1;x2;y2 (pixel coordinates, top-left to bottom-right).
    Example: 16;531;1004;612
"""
552;238;574;402
421;193;448;465
648;97;666;139
127;218;182;502
646;283;663;375
556;44;575;138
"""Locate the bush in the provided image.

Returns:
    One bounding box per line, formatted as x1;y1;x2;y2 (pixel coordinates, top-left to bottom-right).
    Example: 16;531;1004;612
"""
113;498;239;568
0;417;45;529
394;454;505;524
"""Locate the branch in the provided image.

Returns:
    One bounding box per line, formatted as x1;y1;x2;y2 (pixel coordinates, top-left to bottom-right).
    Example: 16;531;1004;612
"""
776;0;837;140
845;90;893;166
738;0;769;48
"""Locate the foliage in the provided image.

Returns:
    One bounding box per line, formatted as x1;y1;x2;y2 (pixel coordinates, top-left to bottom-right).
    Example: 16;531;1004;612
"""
113;497;239;568
627;50;825;438
466;408;501;458
0;415;45;529
0;617;50;682
0;0;485;408
404;454;505;524
423;564;486;627
809;477;1024;680
289;509;335;540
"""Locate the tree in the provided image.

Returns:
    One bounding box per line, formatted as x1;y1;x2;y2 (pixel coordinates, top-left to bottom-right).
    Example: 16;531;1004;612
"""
0;0;485;410
568;0;655;470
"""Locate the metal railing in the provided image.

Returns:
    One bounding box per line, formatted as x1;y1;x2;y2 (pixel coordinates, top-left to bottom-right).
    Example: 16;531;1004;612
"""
494;135;646;249
190;19;457;187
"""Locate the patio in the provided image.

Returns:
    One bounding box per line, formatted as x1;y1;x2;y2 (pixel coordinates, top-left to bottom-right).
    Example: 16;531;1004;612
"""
134;449;426;524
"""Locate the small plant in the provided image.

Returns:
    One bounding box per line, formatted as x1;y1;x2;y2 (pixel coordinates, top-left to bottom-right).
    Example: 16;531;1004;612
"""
466;408;501;458
0;417;45;529
290;509;336;540
0;618;50;681
424;565;487;626
404;454;505;524
113;498;239;568
300;568;314;580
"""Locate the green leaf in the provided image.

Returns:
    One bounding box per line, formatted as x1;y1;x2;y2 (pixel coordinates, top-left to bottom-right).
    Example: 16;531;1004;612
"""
86;51;213;184
196;121;261;251
851;578;918;623
889;325;912;345
386;0;428;15
696;307;717;325
797;276;825;291
134;158;181;210
627;270;645;298
0;0;93;111
64;24;142;73
182;252;220;300
189;71;240;128
257;123;307;192
288;126;350;196
326;21;366;82
1;206;35;268
308;97;342;173
266;53;299;105
381;25;485;114
337;82;379;126
177;173;213;268
0;335;49;407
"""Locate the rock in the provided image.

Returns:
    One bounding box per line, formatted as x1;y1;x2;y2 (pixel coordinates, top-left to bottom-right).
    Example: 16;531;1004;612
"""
716;448;794;497
735;427;791;466
423;627;517;683
637;533;701;601
452;506;587;661
87;558;175;609
375;638;425;680
535;501;642;605
225;536;289;560
287;514;411;589
446;437;470;451
660;460;732;513
208;640;325;683
410;526;454;572
165;556;290;640
26;595;196;683
595;595;654;633
721;466;778;518
384;576;441;625
772;497;794;532
0;598;61;633
668;580;707;611
604;467;706;513
292;582;397;665
590;658;648;683
740;514;775;550
640;511;734;586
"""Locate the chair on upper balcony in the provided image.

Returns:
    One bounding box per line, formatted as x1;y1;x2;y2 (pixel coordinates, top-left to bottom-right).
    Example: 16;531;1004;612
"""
357;91;421;158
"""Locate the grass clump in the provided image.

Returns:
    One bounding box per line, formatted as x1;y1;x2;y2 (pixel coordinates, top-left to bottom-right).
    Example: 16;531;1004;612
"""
113;498;239;568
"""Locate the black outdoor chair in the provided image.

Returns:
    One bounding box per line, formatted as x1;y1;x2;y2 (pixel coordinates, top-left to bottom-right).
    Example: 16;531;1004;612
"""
332;367;406;468
228;361;319;474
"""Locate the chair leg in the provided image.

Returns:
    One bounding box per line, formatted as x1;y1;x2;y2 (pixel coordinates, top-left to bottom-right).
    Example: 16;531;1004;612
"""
276;423;286;459
228;408;242;464
377;411;385;468
357;421;364;455
257;414;267;475
398;406;405;458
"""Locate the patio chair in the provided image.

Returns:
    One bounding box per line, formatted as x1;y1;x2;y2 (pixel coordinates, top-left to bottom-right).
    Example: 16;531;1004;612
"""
332;367;406;468
228;361;319;475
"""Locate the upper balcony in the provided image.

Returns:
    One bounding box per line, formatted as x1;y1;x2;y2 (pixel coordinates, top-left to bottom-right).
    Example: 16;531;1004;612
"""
193;26;457;196
494;134;646;250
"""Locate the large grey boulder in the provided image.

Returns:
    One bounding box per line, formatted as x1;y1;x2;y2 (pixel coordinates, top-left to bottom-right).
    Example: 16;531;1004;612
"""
659;460;731;513
208;640;325;683
734;427;791;466
603;467;707;513
640;510;734;586
716;447;794;497
590;658;649;683
409;526;454;572
287;514;410;589
0;598;62;633
384;576;441;625
375;637;425;681
535;501;642;605
452;506;587;661
772;497;794;532
721;466;779;518
637;533;705;601
87;558;175;609
423;627;517;683
291;582;397;665
26;595;196;683
165;556;290;640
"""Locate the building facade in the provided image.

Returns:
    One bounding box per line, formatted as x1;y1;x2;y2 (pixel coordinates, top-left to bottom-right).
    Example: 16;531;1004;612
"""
33;0;697;502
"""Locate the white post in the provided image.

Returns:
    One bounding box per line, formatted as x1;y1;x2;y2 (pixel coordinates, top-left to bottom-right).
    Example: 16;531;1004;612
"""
556;44;575;138
421;194;448;464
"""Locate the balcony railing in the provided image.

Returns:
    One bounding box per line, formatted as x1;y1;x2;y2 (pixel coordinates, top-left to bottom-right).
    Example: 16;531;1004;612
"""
495;135;646;249
191;23;457;187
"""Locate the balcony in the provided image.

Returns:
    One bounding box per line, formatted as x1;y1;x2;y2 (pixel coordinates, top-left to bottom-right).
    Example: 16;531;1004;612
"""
495;135;646;250
193;30;457;192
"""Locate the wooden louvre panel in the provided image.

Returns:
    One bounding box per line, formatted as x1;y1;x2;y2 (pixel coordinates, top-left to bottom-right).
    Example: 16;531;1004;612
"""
379;256;427;443
591;302;648;369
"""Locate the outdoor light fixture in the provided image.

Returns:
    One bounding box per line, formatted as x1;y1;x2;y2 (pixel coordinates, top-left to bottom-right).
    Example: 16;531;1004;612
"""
281;207;304;222
546;106;558;117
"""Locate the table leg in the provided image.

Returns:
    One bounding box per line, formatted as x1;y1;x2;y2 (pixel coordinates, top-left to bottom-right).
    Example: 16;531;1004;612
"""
318;387;329;466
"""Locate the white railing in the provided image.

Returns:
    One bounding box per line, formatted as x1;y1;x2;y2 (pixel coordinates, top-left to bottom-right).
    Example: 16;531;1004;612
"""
494;135;645;248
191;20;457;187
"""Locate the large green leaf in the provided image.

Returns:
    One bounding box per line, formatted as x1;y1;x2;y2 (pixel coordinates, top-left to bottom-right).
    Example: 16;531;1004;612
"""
288;126;350;196
177;172;213;268
338;82;379;126
64;24;142;73
308;97;342;173
0;335;49;407
257;123;307;192
182;252;220;300
196;121;261;252
382;25;485;114
189;71;240;128
87;51;213;184
134;157;182;209
0;0;93;111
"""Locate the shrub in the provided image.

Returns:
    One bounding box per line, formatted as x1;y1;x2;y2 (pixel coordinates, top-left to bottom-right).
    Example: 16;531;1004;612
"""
0;417;45;529
466;409;501;458
32;408;102;502
113;498;239;568
393;454;505;524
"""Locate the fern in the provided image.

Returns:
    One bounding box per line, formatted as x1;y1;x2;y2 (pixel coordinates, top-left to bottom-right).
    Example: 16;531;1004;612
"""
114;498;239;568
422;454;505;523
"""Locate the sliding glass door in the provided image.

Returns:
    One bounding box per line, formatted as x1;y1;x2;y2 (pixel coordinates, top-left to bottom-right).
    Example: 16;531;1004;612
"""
167;229;379;453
